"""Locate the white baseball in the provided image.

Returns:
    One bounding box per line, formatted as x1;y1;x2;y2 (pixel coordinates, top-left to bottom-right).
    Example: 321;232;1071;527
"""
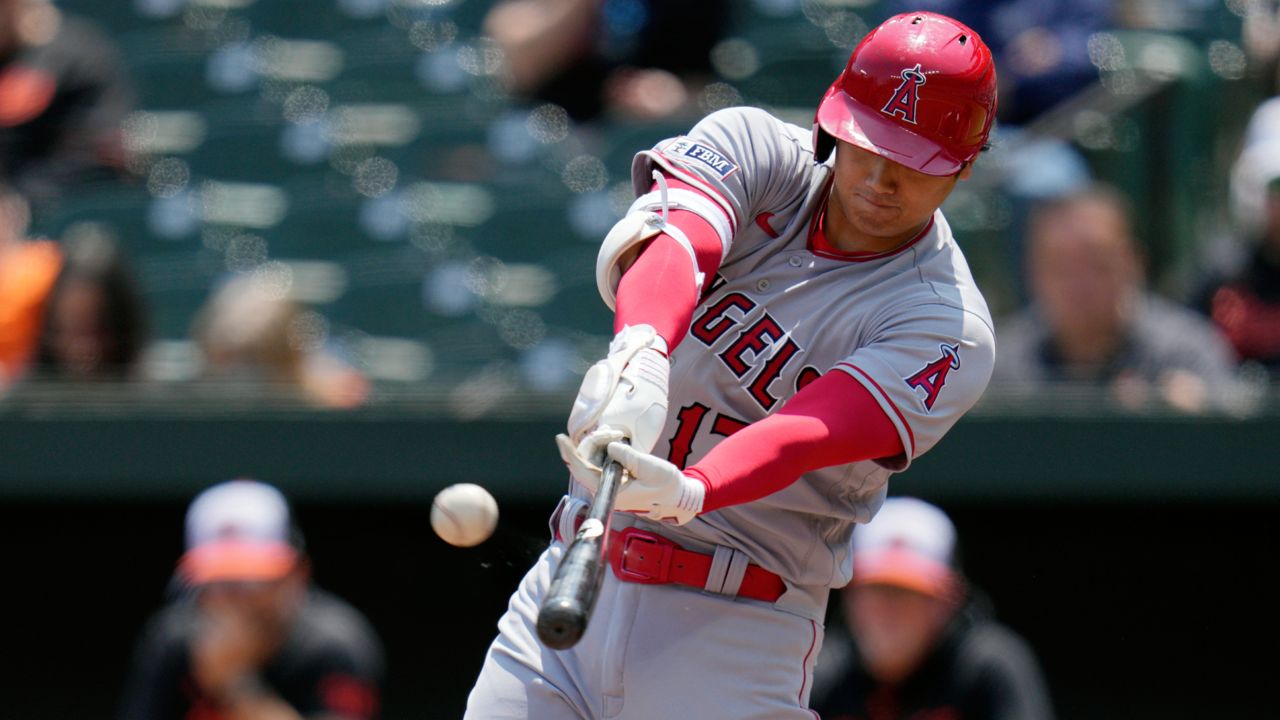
431;483;499;547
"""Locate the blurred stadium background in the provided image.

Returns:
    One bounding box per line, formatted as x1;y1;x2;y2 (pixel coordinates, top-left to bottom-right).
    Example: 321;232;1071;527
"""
1;0;1277;718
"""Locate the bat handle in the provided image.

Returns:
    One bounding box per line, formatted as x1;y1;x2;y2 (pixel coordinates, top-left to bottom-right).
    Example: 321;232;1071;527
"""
536;452;626;650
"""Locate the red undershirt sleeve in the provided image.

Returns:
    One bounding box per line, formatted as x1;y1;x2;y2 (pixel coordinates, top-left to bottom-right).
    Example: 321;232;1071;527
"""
685;370;906;512
613;178;726;350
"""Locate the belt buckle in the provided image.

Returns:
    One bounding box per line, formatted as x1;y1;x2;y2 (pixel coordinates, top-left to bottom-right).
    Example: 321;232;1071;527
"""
613;527;677;584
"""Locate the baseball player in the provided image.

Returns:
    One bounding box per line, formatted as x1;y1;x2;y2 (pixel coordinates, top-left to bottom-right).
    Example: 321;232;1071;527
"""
467;12;997;719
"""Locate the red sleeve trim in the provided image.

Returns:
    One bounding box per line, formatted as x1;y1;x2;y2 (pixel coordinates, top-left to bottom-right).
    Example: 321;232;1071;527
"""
646;154;738;235
834;361;917;457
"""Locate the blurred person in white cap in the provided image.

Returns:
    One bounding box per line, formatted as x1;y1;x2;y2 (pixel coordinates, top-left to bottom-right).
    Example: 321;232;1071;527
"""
810;497;1054;720
119;479;384;720
1201;97;1280;378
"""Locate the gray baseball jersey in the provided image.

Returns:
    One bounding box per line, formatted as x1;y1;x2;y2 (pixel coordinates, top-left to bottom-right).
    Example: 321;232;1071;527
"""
465;106;994;719
585;105;996;621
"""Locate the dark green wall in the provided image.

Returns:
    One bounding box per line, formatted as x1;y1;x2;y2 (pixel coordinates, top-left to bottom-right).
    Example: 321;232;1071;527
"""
3;410;1278;501
2;409;1276;718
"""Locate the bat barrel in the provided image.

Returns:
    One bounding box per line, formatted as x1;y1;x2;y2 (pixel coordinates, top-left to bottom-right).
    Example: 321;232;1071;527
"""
535;595;588;649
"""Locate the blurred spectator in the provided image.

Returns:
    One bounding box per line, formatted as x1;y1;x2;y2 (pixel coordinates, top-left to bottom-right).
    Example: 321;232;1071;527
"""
881;0;1112;125
0;0;132;215
1240;0;1280;92
484;0;729;121
1203;98;1280;377
31;227;145;381
1229;97;1280;237
192;272;369;409
994;184;1240;412
810;497;1054;720
0;182;59;385
120;479;384;720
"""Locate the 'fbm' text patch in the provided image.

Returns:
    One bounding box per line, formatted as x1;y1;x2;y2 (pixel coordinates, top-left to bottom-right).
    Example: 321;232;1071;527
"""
663;138;739;179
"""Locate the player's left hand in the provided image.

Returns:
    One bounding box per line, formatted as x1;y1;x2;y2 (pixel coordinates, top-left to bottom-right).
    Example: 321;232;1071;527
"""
566;324;669;457
606;441;705;525
555;430;623;491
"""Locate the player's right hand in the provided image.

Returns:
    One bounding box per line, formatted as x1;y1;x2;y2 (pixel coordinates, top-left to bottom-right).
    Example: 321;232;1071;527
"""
606;441;705;525
566;324;669;459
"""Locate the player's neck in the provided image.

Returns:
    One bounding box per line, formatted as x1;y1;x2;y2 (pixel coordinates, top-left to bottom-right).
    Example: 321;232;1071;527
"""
821;191;930;255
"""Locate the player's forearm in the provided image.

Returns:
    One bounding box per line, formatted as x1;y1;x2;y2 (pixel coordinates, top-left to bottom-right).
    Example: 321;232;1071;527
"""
613;184;723;350
688;371;904;511
613;230;702;349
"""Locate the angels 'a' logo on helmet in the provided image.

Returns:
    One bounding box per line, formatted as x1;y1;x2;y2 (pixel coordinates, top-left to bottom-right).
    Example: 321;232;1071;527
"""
881;63;927;125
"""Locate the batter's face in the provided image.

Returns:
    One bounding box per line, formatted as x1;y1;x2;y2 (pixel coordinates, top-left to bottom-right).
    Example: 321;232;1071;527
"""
826;141;971;254
846;584;956;684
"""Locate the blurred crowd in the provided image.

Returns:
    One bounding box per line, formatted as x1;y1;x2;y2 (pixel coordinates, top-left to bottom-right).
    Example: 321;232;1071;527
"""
125;480;1052;720
2;0;1280;416
120;480;1041;720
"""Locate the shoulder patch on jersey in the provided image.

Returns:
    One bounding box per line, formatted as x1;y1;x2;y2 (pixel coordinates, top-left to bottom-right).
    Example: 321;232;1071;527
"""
661;137;740;179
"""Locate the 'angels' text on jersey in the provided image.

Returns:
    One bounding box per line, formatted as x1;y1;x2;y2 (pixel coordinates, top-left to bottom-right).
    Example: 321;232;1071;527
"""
688;274;813;413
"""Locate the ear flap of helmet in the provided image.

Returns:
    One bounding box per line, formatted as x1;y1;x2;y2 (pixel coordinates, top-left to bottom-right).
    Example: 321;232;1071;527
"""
812;70;846;163
812;124;836;162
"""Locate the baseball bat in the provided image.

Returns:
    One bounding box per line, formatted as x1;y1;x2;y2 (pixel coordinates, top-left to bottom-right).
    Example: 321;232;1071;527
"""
536;452;626;650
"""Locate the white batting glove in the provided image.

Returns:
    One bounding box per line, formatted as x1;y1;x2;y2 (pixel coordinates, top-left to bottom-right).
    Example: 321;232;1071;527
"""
606;441;705;525
566;324;670;458
554;430;623;492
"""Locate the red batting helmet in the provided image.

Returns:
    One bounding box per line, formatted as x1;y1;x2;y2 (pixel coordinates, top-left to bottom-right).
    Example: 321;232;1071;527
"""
813;12;997;176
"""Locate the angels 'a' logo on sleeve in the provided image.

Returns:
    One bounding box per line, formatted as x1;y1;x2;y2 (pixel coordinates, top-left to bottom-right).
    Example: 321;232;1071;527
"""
905;343;960;411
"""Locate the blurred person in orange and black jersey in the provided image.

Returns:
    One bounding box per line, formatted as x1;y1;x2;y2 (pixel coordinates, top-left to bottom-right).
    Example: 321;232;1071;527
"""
484;0;729;122
0;0;132;215
29;229;146;380
1201;99;1280;378
809;498;1055;720
0;182;60;385
993;184;1240;413
120;479;385;720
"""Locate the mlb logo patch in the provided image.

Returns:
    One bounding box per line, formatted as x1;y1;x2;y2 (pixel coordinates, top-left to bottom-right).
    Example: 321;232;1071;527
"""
663;137;739;179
